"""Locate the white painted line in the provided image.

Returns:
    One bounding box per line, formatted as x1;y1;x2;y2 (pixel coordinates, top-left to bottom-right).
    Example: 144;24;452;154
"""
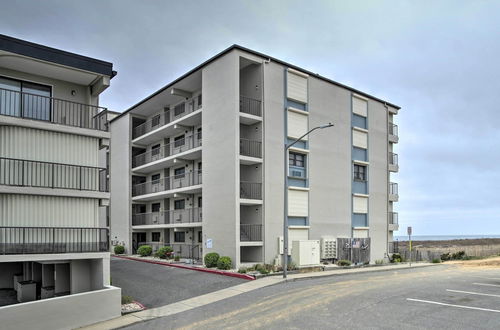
407;298;500;313
473;283;500;288
447;289;500;298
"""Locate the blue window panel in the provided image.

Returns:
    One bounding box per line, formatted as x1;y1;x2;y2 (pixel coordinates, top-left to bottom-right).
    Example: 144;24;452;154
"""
352;114;367;129
352;147;367;161
289;165;306;179
288;178;308;188
352;181;367;194
286;99;307;111
287;138;308;149
352;213;368;227
288;217;308;226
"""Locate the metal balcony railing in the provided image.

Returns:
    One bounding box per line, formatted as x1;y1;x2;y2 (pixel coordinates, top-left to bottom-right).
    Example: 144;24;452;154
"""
389;182;398;195
240;181;262;200
239;138;262;158
389;123;398;137
133;135;202;168
136;242;201;260
132;96;202;139
0;157;108;192
240;96;262;117
389;152;398;166
240;224;262;241
388;241;399;254
0;227;109;254
0;88;108;131
389;212;399;225
132;170;202;197
132;207;202;226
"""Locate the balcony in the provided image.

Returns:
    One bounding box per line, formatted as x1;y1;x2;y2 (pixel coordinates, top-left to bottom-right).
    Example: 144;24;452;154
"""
389;152;399;172
389;123;399;143
388;241;399;254
239;138;262;165
132;207;202;227
0;157;108;192
0;227;109;254
240;181;262;205
132;134;202;172
132;98;202;142
389;212;399;231
0;88;108;131
239;96;262;125
240;224;262;243
132;170;202;201
389;182;399;202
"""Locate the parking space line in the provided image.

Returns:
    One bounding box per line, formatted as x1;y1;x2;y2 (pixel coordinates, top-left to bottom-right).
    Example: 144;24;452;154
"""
446;289;500;298
473;283;500;288
407;298;500;313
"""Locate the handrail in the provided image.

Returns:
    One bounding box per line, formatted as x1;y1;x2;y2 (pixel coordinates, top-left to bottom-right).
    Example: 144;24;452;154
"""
132;170;202;196
239;138;262;158
389;182;398;195
240;224;262;241
240;95;262;116
240;181;262;200
389;152;398;165
389;123;398;137
132;207;202;225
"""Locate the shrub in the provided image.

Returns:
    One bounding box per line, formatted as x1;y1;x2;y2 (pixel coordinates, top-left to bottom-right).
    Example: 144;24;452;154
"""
432;258;441;263
154;246;173;259
204;252;220;268
238;267;247;274
375;259;384;265
137;245;152;257
287;262;298;271
452;251;466;260
174;255;180;261
391;253;402;263
338;259;352;266
440;253;451;261
258;269;270;275
217;256;232;270
121;295;134;304
114;245;125;255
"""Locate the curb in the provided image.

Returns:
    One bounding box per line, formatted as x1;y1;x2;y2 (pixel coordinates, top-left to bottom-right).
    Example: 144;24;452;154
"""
112;255;255;281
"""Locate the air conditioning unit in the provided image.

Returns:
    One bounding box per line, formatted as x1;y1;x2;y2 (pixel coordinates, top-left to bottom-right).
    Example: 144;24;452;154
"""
175;214;183;222
291;170;303;178
152;215;159;224
320;236;337;259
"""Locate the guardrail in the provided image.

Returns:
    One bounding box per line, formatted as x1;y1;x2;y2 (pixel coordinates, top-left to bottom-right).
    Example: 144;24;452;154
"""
0;227;109;254
0;157;108;192
240;96;261;117
389;212;399;225
132;170;202;197
0;87;108;131
239;138;262;158
240;224;262;241
240;181;262;200
389;123;398;137
389;182;398;195
389;152;398;166
132;207;202;226
133;135;202;168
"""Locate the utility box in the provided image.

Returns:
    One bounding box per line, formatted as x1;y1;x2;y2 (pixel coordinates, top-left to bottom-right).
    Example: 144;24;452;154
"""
291;240;320;267
320;237;337;259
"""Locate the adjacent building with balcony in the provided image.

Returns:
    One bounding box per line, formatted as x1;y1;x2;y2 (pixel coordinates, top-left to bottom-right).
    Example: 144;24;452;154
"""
0;34;120;328
110;45;400;267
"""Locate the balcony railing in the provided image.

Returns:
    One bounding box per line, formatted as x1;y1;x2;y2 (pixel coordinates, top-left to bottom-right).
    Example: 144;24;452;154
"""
388;241;399;254
132;207;202;226
137;242;200;260
132;170;202;197
240;181;262;200
389;182;398;195
389;123;398;137
389;152;398;166
240;96;262;117
132;135;202;168
0;157;108;192
389;212;399;225
132;97;202;139
0;227;109;254
240;224;262;241
239;138;262;158
0;88;108;131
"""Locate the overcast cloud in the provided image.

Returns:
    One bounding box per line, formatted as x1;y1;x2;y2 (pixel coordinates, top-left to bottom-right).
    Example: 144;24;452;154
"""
2;0;499;235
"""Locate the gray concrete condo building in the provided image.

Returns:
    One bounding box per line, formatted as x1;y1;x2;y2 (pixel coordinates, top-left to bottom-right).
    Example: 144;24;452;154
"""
0;34;120;329
110;45;400;267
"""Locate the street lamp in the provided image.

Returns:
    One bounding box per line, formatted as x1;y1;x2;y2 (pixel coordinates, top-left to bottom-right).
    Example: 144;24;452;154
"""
283;123;334;279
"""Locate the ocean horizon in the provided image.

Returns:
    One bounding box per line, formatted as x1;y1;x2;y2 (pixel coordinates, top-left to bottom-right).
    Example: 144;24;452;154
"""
394;234;500;241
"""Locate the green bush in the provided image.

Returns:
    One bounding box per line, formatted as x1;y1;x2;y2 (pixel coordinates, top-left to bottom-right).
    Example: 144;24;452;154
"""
217;256;232;270
375;259;384;265
238;267;247;274
121;295;134;304
137;245;152;257
391;253;402;263
154;246;173;259
338;259;352;266
174;255;180;261
441;253;451;261
287;262;298;271
114;245;125;255
204;252;220;268
432;258;441;263
452;251;466;260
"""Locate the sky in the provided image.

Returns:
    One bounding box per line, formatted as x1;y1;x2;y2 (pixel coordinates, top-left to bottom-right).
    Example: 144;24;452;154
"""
1;0;499;236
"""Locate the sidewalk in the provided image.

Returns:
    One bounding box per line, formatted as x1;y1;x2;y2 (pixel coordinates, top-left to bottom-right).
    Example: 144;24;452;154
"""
81;262;437;330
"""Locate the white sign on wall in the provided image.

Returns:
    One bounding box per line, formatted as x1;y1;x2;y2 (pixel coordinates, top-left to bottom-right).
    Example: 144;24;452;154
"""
206;239;213;249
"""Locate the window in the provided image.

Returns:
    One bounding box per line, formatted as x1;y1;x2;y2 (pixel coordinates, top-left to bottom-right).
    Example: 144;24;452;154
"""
174;135;185;148
352;214;368;227
288;217;308;226
198;231;202;243
197;94;202;108
289;152;305;167
151;173;161;183
198;196;202;207
198;162;202;172
353;164;367;181
0;76;51;120
174;199;185;210
151;114;161;127
151;203;161;213
174;102;185;116
197;127;202;140
174;232;185;242
352;114;367;129
151;144;161;157
135;204;146;214
152;232;161;242
174;167;185;178
353;147;367;162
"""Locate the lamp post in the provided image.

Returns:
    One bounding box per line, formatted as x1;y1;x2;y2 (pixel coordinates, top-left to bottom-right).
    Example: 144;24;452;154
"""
283;123;334;279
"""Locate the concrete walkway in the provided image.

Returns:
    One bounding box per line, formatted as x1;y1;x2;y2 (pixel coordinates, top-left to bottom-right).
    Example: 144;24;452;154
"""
81;262;436;330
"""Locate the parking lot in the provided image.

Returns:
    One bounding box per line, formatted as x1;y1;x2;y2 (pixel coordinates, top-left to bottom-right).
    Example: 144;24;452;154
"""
124;263;500;329
111;257;247;308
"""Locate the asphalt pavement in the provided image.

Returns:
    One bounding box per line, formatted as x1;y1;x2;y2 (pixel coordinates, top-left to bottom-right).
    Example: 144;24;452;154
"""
123;264;500;329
